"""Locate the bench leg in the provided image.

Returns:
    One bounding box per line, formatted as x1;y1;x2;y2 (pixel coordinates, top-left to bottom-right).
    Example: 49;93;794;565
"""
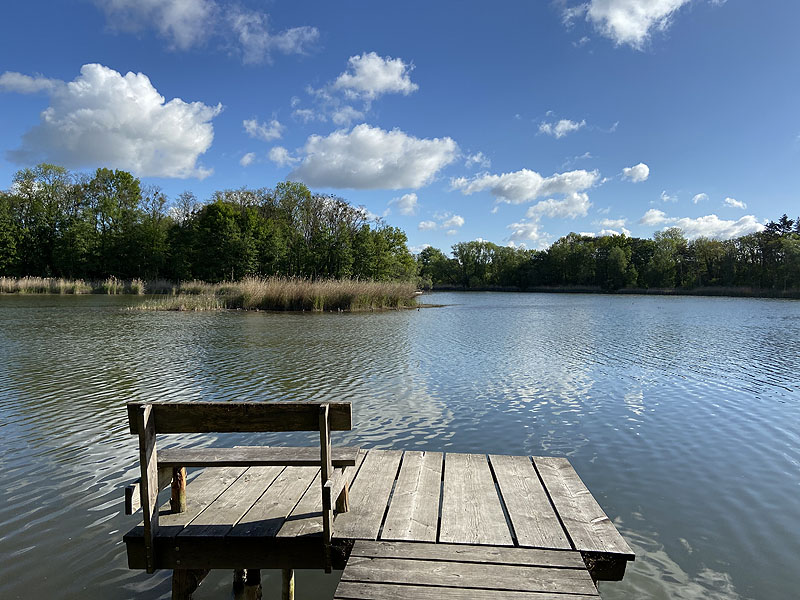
170;467;187;513
171;568;208;600
282;569;294;600
233;569;262;600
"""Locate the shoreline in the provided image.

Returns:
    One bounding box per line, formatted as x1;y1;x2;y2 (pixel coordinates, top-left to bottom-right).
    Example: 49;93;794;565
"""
426;285;800;300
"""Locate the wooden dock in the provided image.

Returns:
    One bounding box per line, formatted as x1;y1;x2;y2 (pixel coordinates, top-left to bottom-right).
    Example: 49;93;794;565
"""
125;448;634;596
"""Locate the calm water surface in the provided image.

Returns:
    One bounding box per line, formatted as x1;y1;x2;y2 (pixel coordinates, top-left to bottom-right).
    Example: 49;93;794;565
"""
0;292;798;599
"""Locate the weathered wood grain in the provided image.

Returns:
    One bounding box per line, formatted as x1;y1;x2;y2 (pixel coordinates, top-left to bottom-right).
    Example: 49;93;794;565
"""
381;451;442;542
340;556;597;595
334;581;598;600
334;449;403;540
348;540;584;568
533;456;634;558
440;453;513;546
126;401;352;433
135;404;159;573
228;466;318;538
179;466;284;538
277;450;367;538
489;454;570;549
157;446;359;468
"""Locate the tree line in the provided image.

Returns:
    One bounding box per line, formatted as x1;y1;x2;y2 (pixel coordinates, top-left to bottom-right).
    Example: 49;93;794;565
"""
418;217;800;293
0;164;415;282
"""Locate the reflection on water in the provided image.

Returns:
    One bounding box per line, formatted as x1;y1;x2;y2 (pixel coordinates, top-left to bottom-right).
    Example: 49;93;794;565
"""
1;292;799;599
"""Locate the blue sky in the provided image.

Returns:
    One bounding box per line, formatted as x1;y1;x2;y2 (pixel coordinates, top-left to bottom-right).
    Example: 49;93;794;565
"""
1;0;798;252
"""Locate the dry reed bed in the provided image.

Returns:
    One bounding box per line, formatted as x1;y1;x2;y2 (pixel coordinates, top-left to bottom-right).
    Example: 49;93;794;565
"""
138;278;419;312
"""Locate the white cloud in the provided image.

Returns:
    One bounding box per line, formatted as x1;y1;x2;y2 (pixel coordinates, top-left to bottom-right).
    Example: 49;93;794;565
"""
445;229;459;236
507;220;548;247
292;108;325;123
539;118;586;139
465;151;491;169
565;0;718;49
639;208;763;239
409;243;431;254
333;52;418;100
452;168;599;204
0;71;60;93
442;214;465;229
268;146;298;167
418;220;437;231
331;105;364;126
227;8;318;64
692;192;709;204
639;208;669;226
94;1;317;63
660;190;677;202
289;124;458;189
387;193;418;216
724;197;746;209
240;152;256;167
622;162;649;182
526;192;592;219
6;63;221;179
597;218;627;229
243;118;283;141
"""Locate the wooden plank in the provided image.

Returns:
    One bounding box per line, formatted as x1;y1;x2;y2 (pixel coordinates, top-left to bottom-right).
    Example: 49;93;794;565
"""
381;451;442;542
134;404;159;573
277;449;367;538
179;466;284;538
127;401;352;433
533;457;634;558
349;541;584;568
157;446;359;468
320;404;333;545
340;557;597;595
229;464;318;537
335;581;598;600
333;449;403;540
489;455;571;549
157;466;247;536
439;453;513;546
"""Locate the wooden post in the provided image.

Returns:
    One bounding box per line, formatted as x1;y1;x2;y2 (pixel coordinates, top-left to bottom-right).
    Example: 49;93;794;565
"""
319;404;333;573
171;569;208;600
282;569;295;600
170;467;187;513
135;404;159;574
243;569;262;600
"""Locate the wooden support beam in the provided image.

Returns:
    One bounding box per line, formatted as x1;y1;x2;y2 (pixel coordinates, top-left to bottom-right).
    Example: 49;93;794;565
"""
282;569;295;600
171;467;187;513
171;569;208;600
124;468;173;515
319;404;333;573
135;404;159;573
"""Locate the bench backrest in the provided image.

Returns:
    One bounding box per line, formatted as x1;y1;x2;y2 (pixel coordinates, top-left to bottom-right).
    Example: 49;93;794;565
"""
126;401;352;434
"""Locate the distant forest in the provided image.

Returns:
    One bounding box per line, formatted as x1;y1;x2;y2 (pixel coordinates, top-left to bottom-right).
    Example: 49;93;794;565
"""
419;217;800;293
0;164;415;282
1;163;798;295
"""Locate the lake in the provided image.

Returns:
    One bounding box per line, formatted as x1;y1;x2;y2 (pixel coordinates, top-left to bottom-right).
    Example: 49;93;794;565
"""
0;292;798;599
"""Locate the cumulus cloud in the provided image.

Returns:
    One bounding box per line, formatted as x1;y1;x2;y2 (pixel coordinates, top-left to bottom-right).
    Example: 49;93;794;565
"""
724;197;746;209
0;71;60;93
660;190;677;202
243;118;283;141
452;168;599;204
692;192;708;204
387;193;418;216
289;124;458;189
622;162;649;182
331;105;364;126
94;0;317;63
418;220;437;231
597;218;627;229
442;214;465;229
268;146;298;167
639;208;669;226
227;8;318;64
507;220;548;247
564;0;721;49
240;152;256;167
539;118;586;139
5;63;221;179
526;192;592;219
465;151;491;169
639;208;763;239
292;108;325;123
333;52;418;100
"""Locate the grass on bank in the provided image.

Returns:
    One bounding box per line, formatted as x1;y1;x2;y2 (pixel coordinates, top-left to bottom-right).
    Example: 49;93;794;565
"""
137;278;419;312
0;275;419;311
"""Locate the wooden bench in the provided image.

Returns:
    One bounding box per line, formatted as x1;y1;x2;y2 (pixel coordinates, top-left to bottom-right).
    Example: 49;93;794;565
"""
124;400;356;580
